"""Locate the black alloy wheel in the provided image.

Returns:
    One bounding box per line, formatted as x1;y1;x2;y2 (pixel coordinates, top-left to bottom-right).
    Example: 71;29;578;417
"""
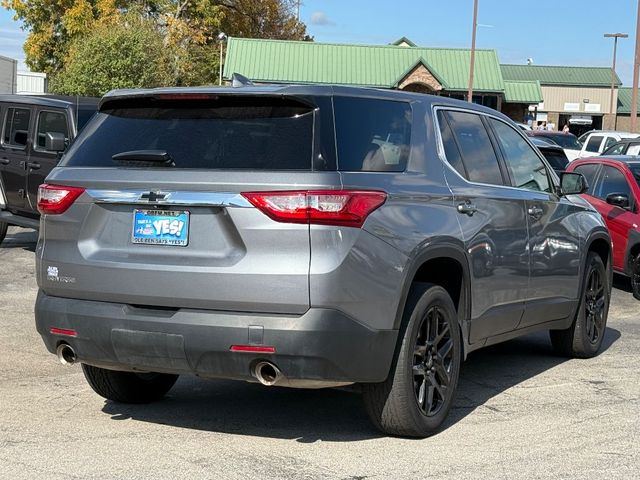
631;255;640;300
584;266;606;344
412;306;454;417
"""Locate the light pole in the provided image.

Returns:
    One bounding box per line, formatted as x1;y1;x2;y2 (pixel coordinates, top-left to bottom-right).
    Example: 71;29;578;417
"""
632;0;640;132
467;0;479;103
218;32;227;86
604;33;627;130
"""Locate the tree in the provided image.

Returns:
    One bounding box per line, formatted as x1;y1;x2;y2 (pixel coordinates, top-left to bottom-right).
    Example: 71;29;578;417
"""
49;16;172;96
0;0;310;85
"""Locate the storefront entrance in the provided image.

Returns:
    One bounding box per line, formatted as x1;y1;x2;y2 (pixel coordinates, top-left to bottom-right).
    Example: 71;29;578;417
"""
559;114;602;137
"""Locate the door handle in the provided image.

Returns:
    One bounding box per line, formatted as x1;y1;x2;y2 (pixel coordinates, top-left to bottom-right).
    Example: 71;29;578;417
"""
457;201;478;216
0;158;9;165
28;162;41;170
528;205;544;220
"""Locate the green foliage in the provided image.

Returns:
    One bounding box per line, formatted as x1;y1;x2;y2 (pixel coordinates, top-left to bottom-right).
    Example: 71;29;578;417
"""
3;0;310;92
50;17;173;96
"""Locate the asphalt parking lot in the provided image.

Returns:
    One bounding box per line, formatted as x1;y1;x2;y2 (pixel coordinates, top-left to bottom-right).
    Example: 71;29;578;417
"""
0;226;638;479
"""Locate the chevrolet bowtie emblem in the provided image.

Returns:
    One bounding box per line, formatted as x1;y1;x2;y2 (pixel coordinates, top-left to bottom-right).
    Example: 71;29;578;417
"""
139;191;169;202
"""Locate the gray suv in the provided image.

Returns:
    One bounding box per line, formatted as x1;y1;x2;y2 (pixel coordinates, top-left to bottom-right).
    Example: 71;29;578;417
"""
34;86;612;437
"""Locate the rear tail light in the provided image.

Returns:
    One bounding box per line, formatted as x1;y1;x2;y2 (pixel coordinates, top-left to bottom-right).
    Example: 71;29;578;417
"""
242;190;386;228
37;184;85;215
49;327;77;337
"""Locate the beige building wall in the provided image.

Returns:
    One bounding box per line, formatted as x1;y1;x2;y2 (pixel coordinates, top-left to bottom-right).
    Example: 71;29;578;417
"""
614;115;640;133
539;86;617;115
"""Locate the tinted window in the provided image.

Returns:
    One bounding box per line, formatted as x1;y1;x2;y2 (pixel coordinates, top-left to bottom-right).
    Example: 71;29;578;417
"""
603;142;625;155
604;137;618;151
36;110;69;150
334;97;411;172
62;97;314;170
490;119;550;192
596;165;631;200
630;165;640;187
543;133;581;150
436;110;467;178
445;111;504;185
2;107;31;147
76;107;96;132
585;135;603;153
540;149;569;172
572;164;599;194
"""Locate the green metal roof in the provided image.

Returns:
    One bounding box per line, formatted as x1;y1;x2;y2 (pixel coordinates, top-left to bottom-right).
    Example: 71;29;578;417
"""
391;37;417;47
224;37;505;92
501;64;621;87
617;87;640;114
503;80;543;103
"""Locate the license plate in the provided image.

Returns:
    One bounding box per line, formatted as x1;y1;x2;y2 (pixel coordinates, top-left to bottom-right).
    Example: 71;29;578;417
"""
132;209;189;247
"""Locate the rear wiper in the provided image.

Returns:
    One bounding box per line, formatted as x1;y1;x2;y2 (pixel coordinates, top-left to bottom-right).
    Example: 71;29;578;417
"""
111;150;174;166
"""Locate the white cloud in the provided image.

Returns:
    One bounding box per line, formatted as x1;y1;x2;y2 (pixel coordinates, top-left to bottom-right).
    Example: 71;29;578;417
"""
310;11;334;26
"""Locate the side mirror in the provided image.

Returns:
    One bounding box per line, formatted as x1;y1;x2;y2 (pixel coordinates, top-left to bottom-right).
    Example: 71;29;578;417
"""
560;172;588;195
606;193;630;210
45;132;66;152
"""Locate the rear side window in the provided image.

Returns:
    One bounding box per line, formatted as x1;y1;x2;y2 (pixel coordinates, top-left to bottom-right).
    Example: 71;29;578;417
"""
443;110;504;185
334;97;411;172
2;107;31;148
628;144;640;156
604;137;618;151
436;110;467;178
62;96;315;170
585;135;603;153
540;150;569;171
36;110;69;151
572;163;600;194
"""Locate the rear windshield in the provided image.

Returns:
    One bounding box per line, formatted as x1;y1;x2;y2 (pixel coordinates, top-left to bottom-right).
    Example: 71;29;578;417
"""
543;134;581;150
61;96;314;170
540;149;569;171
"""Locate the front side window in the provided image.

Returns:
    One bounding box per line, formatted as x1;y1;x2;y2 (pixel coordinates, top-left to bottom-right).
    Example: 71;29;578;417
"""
489;119;551;193
603;143;625;156
444;110;504;185
572;164;600;194
604;137;618;151
596;165;631;201
627;144;640;156
334;97;412;172
585;135;604;153
36;110;69;151
2;107;31;148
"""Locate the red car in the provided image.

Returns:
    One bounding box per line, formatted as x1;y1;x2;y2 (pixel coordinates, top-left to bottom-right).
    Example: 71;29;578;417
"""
566;156;640;298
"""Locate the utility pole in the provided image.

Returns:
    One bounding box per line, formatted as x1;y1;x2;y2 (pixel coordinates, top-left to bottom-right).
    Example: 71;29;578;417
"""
604;33;628;130
467;0;479;103
631;0;640;132
297;0;301;21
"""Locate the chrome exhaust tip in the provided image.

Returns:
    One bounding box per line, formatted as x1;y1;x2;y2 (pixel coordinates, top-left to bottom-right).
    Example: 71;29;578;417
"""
56;343;77;365
254;361;282;386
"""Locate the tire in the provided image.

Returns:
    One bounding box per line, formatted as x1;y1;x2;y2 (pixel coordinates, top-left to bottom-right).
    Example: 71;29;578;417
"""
630;254;640;301
362;283;462;437
82;364;179;404
550;252;610;358
0;221;7;245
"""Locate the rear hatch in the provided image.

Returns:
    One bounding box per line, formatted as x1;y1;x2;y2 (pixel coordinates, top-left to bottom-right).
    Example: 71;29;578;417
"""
37;92;339;314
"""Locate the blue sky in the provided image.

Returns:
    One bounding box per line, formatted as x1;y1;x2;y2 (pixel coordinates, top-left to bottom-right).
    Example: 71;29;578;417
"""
1;0;639;84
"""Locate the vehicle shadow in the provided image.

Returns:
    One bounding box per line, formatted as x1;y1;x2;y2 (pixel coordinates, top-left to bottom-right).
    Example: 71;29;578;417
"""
1;228;37;253
101;327;621;441
445;327;620;429
612;273;633;294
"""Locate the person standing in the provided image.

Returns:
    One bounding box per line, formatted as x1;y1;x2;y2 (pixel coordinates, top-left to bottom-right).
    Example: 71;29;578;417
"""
562;124;570;134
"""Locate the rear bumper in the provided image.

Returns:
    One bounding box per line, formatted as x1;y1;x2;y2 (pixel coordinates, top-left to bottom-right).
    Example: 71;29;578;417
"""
35;291;398;386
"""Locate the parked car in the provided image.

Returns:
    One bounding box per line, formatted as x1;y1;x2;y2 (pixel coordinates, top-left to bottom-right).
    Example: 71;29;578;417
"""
567;156;640;298
0;95;98;244
526;131;582;161
578;131;640;159
35;86;611;438
529;137;570;174
602;137;640;156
